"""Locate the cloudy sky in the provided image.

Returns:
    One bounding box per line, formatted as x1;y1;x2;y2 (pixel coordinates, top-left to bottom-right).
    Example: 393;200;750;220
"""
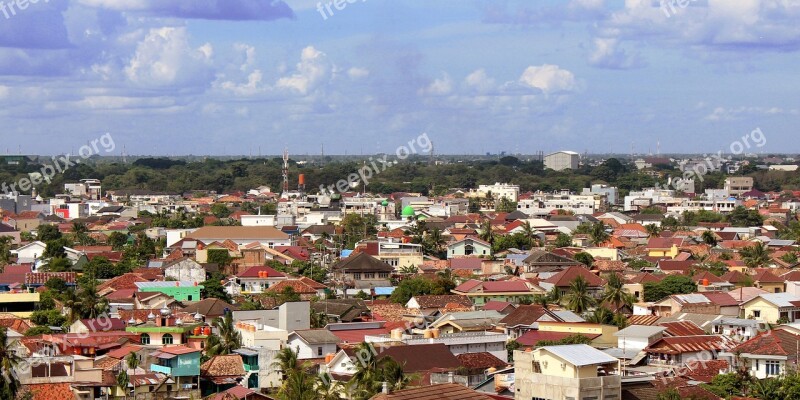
0;0;798;156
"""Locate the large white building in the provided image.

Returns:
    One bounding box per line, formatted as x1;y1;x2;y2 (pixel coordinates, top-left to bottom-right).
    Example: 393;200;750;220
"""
517;193;599;217
467;183;520;202
544;151;580;171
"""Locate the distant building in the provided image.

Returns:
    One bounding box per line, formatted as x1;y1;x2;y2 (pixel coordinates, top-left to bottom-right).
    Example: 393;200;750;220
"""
724;177;754;197
468;183;520;202
582;184;619;205
544;151;579;171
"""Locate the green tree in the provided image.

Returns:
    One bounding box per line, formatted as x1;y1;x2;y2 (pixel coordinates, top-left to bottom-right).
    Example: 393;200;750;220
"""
0;327;22;398
741;242;770;269
588;222;610;246
108;232;129;251
574;252;594;267
210;203;232;218
126;352;140;400
563;276;596;314
554;233;572;248
701;230;718;246
702;372;748;399
206;249;233;266
727;206;764;227
0;236;12;266
645;224;662;238
205;312;242;356
643;275;697;302
31;309;67;327
355;290;370;300
601;273;635;310
389;277;435;304
37;224;62;242
116;369;130;399
495;197;518;213
83;256;119;279
201;272;232;303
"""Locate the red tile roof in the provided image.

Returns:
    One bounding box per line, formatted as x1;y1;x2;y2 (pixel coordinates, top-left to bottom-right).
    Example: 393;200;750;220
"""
732;329;800;357
659;321;706;336
543;266;605;287
753;268;784;283
24;383;75;400
645;335;734;355
238;265;286;278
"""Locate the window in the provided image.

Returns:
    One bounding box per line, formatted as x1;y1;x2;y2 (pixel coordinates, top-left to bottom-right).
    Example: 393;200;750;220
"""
365;273;374;279
318;346;323;356
353;273;361;280
753;310;761;318
141;333;150;345
187;295;193;301
766;360;781;375
162;334;173;345
378;272;389;279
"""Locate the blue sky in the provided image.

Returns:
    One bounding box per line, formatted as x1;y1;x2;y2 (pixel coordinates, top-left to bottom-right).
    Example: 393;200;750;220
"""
0;0;798;156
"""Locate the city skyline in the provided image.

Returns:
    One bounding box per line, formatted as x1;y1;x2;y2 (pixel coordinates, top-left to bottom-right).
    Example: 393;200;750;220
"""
0;0;798;155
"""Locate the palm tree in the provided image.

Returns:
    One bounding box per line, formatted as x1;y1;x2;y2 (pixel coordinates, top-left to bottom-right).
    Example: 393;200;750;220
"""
532;293;550;309
205;312;242;356
601;273;635;310
588;222;610;246
701;230;718;246
546;285;563;306
586;307;614;325
116;369;129;399
478;219;495;245
272;347;301;381
126;352;139;400
645;224;662;238
350;343;381;398
275;367;317;400
563;276;596;314
481;191;495;210
521;221;537;249
0;327;22;397
315;374;344;400
741;242;770;269
426;228;446;256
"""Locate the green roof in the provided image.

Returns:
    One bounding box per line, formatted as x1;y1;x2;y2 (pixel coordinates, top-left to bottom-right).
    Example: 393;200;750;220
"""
401;205;416;216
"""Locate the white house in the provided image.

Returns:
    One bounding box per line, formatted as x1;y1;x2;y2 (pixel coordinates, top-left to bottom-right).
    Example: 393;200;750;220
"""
287;329;342;360
11;241;46;263
613;325;666;352
544;151;580;171
163;258;207;286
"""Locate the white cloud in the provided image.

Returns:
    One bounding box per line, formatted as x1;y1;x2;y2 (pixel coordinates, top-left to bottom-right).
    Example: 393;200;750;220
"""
465;69;495;93
276;46;329;95
518;64;577;94
420;73;453;96
0;85;8;100
705;105;800;121
347;67;369;79
588;38;644;69
124;27;215;88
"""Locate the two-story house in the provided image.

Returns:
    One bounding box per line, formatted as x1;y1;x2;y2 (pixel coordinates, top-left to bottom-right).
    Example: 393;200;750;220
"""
150;345;202;397
331;252;394;292
287;329;342;360
514;344;621;400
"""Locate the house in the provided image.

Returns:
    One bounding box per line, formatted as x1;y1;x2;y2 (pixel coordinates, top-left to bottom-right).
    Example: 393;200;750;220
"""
150;345;202;396
752;268;785;293
227;265;287;296
614;325;667;352
326;343;462;383
135;281;202;302
287;329;342;360
369;383;495;400
451;279;541;306
406;295;473;313
645;335;734;366
522;250;581;273
496;305;563;339
514;344;620;400
331;252;394;292
125;310;200;346
540;266;605;297
652;293;739;317
480;301;517;315
0;223;20;244
365;329;510;361
723;328;800;379
181;298;239;320
69;317;127;334
710;318;765;342
163;257;208;285
201;355;246;396
741;293;800;324
11;241;47;264
446;237;492;258
187;226;291;248
645;237;683;259
264;280;320;301
354;240;424;271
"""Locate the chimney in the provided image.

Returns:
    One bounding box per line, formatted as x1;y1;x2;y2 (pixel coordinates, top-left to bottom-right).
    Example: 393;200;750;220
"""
448;371;454;383
382;382;389;394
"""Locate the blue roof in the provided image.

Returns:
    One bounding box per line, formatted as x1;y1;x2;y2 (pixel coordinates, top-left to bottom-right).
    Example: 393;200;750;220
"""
373;287;395;296
340;249;354;258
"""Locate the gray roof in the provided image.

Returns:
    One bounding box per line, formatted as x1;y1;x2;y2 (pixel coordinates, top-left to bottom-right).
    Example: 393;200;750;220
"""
291;329;342;345
710;318;760;327
551;310;585;323
541;344;618;366
756;292;800;308
614;325;667;338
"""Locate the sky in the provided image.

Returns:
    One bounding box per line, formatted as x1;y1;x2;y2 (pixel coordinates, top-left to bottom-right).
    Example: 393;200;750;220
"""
0;0;799;156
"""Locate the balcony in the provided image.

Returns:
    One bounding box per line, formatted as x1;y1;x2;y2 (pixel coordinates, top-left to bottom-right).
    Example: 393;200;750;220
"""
150;364;172;375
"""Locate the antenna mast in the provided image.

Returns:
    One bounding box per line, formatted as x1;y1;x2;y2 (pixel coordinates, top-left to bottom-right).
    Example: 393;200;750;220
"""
282;148;289;194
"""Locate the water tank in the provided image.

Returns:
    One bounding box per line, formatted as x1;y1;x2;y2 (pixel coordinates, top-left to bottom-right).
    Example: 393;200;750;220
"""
431;328;440;338
390;328;403;340
423;330;433;339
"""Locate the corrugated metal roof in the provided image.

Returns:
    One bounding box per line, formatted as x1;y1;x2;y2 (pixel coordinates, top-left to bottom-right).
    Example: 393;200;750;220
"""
759;293;800;308
615;325;666;338
551;310;585;323
541;344;618;366
674;293;711;305
135;281;195;288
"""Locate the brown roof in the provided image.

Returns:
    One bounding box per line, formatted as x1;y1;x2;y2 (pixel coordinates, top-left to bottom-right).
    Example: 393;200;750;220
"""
332;252;394;272
732;329;800;357
627;315;660;326
411;295;472;309
265;279;319;295
181;298;239;317
543;266;605;287
659;321;706;336
454;352;509;370
370;383;495;400
753;268;784;283
499;305;558;327
377;344;461;373
201;355;245;378
645;335;734;355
